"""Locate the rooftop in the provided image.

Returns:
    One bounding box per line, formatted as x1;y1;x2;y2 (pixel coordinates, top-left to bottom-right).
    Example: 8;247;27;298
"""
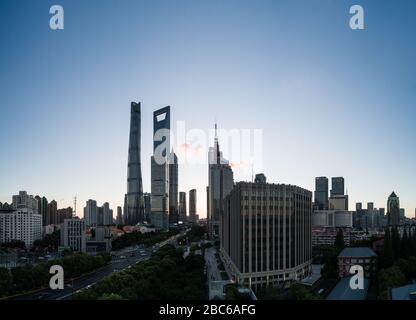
338;247;377;258
326;277;369;300
391;283;416;300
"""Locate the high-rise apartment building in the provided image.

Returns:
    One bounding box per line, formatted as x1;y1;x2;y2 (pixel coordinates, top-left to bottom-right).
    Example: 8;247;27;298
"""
84;199;98;226
116;206;123;225
47;200;58;225
124;102;145;225
220;181;312;290
151;106;170;230
1;191;42;247
102;202;113;225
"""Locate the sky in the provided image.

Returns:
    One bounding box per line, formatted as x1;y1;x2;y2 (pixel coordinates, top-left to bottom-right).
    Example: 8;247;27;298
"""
0;0;415;218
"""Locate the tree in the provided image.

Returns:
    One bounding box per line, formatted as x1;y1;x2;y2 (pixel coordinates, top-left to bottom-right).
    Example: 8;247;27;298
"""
334;229;345;250
378;266;406;297
381;228;394;268
0;267;13;297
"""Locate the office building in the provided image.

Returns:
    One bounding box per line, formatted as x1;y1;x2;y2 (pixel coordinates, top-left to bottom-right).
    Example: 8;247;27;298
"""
179;192;187;223
314;177;329;210
35;196;49;226
330;177;345;196
387;192;400;226
61;218;86;252
220;181;312;290
168;151;179;224
189;189;197;223
329;195;349;210
367;202;374;211
207;123;234;238
124;102;145;225
151;106;170;230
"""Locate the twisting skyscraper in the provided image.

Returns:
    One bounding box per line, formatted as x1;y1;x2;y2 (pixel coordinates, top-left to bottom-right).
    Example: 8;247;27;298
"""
124;102;144;225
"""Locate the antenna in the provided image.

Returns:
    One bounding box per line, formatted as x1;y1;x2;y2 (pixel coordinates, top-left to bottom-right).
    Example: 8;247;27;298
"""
73;196;77;217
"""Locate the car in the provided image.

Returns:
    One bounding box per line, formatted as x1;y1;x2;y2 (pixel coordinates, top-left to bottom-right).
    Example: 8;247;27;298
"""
36;292;50;300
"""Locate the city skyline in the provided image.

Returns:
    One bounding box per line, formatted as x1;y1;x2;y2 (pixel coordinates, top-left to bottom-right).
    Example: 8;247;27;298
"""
1;0;416;218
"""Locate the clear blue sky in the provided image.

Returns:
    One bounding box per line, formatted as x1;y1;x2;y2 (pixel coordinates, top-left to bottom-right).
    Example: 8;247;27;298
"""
1;0;415;218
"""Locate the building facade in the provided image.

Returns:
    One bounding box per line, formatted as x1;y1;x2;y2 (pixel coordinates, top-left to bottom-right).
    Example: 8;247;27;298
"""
314;177;329;210
387;192;400;226
179;191;187;223
168;151;179;224
189;189;197;223
61;218;86;252
220;182;312;290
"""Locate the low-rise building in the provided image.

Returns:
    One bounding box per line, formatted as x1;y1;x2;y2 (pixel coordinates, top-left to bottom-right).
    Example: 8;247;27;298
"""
338;247;377;279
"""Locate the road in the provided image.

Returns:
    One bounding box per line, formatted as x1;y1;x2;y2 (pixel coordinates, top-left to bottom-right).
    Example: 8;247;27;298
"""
8;230;186;300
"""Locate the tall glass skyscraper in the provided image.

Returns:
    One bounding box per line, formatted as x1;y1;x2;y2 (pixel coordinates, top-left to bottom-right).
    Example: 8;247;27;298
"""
314;177;328;210
124;102;144;225
151;106;170;230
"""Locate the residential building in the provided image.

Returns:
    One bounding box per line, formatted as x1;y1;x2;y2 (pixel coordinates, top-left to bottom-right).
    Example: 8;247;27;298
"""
189;189;197;223
337;247;377;279
61;218;86;252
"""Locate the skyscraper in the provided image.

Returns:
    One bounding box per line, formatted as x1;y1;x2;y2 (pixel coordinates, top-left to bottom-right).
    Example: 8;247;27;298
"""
124;101;145;225
102;202;113;225
387;191;400;226
143;193;151;223
207;123;234;238
168;151;179;224
116;206;123;225
330;177;345;196
179;191;187;223
189;189;197;223
47;200;58;225
151;106;170;230
314;177;328;210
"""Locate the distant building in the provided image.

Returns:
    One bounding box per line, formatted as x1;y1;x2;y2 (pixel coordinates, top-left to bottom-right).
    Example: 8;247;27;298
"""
84;199;98;226
47;200;58;225
400;208;405;224
220;181;312;290
207;123;234;238
387;192;400;226
312;210;353;228
35;196;49;226
116;206;123;225
168;151;179;224
1;191;42;247
329;195;348;210
367;202;374;211
143;193;151;223
61;218;86;252
189;189;197;223
356;202;362;211
338;247;377;279
314;177;329;210
57;207;73;224
179;192;187;223
254;173;267;184
102;202;113;226
330;177;345;196
312;227;351;247
87;226;111;253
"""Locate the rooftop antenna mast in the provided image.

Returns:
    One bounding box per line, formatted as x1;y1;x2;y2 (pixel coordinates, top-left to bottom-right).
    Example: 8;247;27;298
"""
73;196;77;217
